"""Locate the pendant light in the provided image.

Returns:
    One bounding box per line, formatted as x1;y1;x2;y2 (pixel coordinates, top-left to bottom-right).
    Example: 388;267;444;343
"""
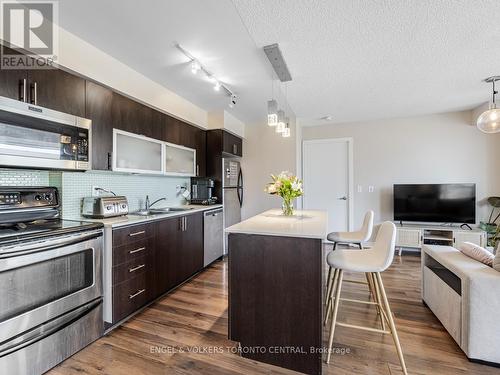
267;99;278;126
477;76;500;134
276;110;285;133
282;116;290;137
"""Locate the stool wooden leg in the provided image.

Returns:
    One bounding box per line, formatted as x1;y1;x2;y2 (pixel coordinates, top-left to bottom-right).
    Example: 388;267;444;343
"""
324;268;339;326
371;272;386;330
325;266;334;301
326;269;343;364
375;272;407;375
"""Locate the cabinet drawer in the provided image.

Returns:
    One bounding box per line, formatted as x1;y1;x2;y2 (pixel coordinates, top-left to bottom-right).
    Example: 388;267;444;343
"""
113;237;152;266
112;273;148;323
113;223;152;247
423;266;461;345
113;255;148;285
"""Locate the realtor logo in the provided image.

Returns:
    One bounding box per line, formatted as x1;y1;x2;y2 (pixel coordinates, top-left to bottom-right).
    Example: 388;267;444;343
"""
0;0;58;69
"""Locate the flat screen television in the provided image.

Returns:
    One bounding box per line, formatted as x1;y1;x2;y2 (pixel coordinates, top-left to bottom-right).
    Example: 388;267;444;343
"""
393;184;476;224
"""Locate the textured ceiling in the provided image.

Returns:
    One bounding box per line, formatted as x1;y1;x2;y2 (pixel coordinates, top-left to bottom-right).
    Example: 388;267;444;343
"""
58;0;500;125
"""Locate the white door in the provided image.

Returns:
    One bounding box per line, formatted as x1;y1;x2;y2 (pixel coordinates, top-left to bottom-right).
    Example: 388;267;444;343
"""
302;138;352;233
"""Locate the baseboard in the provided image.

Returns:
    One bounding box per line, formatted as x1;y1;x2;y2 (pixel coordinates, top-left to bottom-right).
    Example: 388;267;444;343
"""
468;357;500;368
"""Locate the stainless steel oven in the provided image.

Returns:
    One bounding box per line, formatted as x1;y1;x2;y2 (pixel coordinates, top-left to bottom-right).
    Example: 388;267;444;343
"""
0;187;103;375
0;95;91;170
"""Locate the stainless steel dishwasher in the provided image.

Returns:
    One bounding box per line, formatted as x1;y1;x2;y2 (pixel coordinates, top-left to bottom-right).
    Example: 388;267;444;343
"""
204;208;224;266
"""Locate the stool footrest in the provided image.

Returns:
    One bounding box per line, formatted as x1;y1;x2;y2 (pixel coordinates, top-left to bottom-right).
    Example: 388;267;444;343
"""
344;279;368;285
336;321;390;335
339;297;378;305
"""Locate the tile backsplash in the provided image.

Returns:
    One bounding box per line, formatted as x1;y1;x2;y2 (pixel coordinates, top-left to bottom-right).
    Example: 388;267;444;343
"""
0;169;190;219
0;169;50;186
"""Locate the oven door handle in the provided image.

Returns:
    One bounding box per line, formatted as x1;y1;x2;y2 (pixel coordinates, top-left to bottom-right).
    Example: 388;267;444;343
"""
0;297;102;358
0;229;102;259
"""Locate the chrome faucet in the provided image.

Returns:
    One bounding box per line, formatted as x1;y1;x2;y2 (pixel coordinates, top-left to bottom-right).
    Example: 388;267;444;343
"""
145;195;167;210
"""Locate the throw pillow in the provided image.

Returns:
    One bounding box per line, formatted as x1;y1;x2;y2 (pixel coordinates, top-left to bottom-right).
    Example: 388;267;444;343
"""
459;241;494;267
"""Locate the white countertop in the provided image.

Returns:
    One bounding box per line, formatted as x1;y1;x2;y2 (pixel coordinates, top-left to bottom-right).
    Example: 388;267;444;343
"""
225;209;328;239
67;204;223;228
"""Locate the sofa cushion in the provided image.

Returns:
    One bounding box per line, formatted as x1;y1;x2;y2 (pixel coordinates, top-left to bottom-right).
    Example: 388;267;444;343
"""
459;241;494;267
494;243;500;272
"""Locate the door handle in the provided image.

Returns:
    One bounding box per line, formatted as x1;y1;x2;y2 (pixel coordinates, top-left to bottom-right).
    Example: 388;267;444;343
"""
19;78;27;102
30;82;38;105
338;196;348;200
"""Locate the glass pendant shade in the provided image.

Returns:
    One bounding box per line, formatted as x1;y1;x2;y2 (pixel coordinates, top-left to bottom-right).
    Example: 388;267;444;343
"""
282;117;290;137
267;100;278;126
276;110;285;133
477;106;500;134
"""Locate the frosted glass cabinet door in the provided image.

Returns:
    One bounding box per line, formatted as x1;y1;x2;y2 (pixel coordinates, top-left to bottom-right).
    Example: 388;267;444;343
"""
164;143;196;176
113;130;163;174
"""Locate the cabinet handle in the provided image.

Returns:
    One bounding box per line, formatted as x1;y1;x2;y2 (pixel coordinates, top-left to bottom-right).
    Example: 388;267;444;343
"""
30;82;37;105
184;216;188;231
129;289;145;300
107;152;112;170
129;264;145;273
20;78;27;102
233;144;237;154
196;165;199;176
128;230;145;237
129;246;145;254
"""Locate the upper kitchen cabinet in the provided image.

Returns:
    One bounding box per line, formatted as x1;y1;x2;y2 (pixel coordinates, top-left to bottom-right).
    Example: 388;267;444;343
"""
207;129;243;158
164;142;196;176
163;114;206;177
86;81;113;170
111;93;162;140
0;46;30;102
113;129;163;174
0;45;85;116
27;69;86;117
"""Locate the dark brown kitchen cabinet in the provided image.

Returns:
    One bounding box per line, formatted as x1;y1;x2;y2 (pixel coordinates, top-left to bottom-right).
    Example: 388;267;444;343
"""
176;212;204;283
155;212;204;290
86;81;113;170
111;93;162;140
223;130;243;157
111;222;157;323
27;69;86;117
0;46;32;102
207;129;243;158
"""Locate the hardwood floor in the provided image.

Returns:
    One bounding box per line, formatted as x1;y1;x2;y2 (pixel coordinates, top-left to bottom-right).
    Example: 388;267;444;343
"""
49;250;500;375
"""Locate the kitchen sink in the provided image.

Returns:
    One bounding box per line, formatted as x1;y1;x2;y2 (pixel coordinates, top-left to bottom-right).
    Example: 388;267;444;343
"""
129;207;194;216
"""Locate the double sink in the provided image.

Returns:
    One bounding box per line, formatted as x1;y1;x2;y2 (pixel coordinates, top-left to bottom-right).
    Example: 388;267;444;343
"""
130;206;194;217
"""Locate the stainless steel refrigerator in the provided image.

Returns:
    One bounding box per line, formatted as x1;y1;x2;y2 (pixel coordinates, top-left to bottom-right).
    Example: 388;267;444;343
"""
223;158;242;254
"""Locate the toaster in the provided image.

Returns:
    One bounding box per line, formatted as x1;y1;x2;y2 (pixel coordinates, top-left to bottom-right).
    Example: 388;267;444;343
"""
82;196;129;218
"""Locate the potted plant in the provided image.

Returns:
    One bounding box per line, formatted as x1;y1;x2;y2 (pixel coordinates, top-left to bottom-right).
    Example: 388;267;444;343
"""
265;171;303;216
480;196;500;247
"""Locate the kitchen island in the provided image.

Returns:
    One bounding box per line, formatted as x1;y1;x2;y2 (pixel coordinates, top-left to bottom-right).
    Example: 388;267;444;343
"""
226;209;328;375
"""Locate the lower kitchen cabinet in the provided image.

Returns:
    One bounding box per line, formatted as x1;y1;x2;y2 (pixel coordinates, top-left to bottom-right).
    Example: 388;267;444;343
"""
111;212;204;324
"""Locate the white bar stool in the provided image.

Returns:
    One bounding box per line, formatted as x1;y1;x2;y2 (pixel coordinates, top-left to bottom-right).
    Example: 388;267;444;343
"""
325;211;375;309
324;221;408;375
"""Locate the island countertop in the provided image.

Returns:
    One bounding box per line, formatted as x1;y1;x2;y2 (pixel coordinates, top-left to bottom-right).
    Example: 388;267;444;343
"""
225;209;328;239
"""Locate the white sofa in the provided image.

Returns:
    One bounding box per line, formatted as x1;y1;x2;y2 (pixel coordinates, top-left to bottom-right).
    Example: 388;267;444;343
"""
421;245;500;365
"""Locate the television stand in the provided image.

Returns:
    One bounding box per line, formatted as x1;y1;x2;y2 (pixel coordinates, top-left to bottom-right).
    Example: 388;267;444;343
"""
395;223;486;256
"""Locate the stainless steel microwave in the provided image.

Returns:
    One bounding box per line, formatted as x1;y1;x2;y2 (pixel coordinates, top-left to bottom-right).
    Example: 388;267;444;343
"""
0;96;91;170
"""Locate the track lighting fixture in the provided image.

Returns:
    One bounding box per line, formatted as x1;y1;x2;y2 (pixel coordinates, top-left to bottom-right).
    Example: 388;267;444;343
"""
175;43;236;108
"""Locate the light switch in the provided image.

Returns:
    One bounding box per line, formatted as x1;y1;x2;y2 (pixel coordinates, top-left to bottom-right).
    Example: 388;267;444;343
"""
357;185;363;193
368;185;374;193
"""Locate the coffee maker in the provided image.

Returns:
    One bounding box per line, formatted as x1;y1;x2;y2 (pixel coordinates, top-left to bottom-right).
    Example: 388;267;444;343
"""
190;177;216;205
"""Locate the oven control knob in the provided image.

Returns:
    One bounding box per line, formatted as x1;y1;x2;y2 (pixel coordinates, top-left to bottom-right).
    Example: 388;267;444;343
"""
34;194;42;201
106;205;112;210
121;204;127;209
44;193;53;201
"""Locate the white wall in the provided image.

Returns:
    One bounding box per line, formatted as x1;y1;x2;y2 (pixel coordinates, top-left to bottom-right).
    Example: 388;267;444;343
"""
241;120;297;219
302;111;500;227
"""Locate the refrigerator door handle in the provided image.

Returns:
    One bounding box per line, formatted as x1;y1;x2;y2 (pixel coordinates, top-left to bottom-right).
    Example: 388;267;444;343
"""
237;169;243;207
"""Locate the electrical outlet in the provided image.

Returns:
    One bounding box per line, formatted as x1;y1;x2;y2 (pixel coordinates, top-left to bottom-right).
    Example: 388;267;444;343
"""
357;185;363;193
368;185;374;193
